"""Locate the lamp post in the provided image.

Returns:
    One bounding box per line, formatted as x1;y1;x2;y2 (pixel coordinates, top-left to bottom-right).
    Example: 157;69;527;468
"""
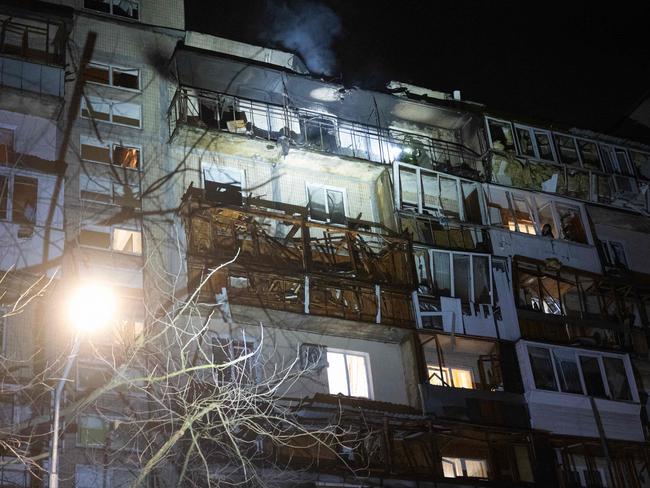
48;284;115;488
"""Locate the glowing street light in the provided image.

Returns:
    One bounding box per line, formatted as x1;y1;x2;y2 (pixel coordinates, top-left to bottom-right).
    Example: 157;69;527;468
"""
49;283;116;488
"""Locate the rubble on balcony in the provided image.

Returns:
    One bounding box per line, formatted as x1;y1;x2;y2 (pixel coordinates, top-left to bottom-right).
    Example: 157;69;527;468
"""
181;186;416;327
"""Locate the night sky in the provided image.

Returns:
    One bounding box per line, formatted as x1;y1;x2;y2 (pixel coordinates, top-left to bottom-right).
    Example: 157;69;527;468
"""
186;0;650;139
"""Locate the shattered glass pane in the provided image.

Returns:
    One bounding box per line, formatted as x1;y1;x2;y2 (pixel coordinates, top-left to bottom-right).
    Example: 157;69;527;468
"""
577;140;602;171
555;135;579;165
487;119;516;153
557;203;587;243
326;189;346;224
534;131;554;161
516;127;535;157
461;181;482;224
486;187;514;230
536;200;557;239
630;150;650;180
307;186;327;221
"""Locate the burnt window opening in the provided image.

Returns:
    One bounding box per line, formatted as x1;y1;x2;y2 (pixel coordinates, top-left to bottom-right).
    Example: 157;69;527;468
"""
207;335;257;384
301;116;338;153
415;249;492;304
600;240;628;269
515;262;606;318
487;118;516;153
202;165;243;206
84;0;139;20
307;185;346;225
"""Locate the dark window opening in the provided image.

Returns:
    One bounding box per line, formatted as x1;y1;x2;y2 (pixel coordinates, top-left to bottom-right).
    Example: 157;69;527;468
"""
12;176;37;225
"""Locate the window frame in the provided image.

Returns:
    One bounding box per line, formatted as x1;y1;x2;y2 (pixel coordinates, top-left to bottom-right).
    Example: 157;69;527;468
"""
83;0;140;21
0;170;39;226
325;348;374;399
78;224;143;255
524;342;637;403
204;332;259;384
600;240;628;269
80;136;142;170
394;161;486;223
427;364;475;389
305;183;348;225
79;174;141;208
416;248;493;305
85;62;141;91
81;97;142;129
513;123;557;163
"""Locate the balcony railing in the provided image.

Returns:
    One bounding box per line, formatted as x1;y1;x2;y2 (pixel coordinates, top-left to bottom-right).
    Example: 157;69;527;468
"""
168;88;483;175
419;383;530;430
181;187;416;327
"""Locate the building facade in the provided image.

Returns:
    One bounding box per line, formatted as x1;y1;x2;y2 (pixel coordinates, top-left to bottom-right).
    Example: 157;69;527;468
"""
1;1;650;487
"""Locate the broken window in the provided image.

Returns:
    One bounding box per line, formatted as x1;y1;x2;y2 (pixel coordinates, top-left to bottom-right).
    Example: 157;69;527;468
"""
486;118;516;153
630;150;650;180
112;228;142;254
511;194;536;234
534;130;555;161
425;250;492;304
112;145;140;168
461;181;482;224
80;175;140;207
79;226;142;254
81;137;111;164
326;350;371;398
555;134;580;166
579;356;607;398
396;163;481;222
302;115;338;153
12;176;37;225
208;335;257;384
556;203;587;243
307;185;346;224
553;349;582;394
577;139;602;171
600;144;633;176
515;126;536;157
600;240;628;269
203;165;243;206
84;0;139;20
442;457;488;479
602;357;631;401
528;346;558;391
81;98;142;128
428;365;474;389
594;174;612;203
86;63;139;90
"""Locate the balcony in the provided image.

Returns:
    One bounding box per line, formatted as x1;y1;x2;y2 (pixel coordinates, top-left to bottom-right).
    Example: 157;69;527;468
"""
181;186;416;327
0;9;69;98
418;332;530;430
168;88;482;174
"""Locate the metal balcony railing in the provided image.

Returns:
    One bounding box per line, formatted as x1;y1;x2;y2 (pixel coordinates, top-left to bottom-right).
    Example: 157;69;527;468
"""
168;88;483;174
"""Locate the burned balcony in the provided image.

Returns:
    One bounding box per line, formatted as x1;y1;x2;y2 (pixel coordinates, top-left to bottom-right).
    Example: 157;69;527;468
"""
514;259;629;349
418;332;530;430
0;6;70;97
181;186;416;327
168;88;482;173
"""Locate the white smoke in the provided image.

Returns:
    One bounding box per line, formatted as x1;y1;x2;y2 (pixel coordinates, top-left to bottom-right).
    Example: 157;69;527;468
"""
262;0;342;76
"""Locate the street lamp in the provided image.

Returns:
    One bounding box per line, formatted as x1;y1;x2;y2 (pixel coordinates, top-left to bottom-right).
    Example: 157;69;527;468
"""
48;283;116;488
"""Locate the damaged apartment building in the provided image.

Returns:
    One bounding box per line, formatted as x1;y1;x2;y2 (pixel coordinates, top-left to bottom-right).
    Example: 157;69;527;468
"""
2;0;650;487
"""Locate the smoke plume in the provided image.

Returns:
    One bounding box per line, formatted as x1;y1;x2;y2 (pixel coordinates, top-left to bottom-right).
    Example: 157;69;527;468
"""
262;0;342;76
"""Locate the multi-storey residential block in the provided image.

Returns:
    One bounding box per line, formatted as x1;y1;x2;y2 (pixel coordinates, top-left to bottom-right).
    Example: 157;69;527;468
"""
1;1;650;487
